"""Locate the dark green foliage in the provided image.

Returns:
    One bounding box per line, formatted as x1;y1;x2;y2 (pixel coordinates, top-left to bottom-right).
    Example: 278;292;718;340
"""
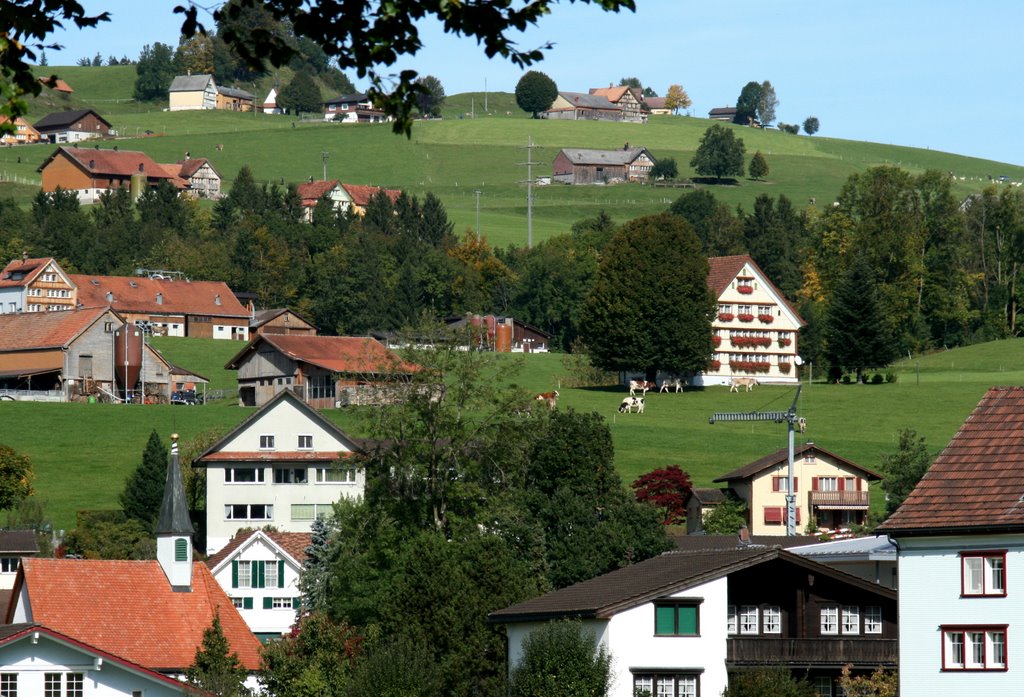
669;189;746;256
62;510;155;560
803;116;820;135
880;428;934;518
509;620;611;697
120;430;166;531
0;444;34;512
826;253;897;382
134;43;177;102
723;667;816;697
570;210;617;251
348;635;443;697
187;613;250;697
582;214;716;379
749;151;769;180
650;157;678;180
258;612;361;697
415;75;445;116
734;81;762;125
278;70;323;117
701;495;749;535
515;70;558;117
777;122;800;134
742;195;807;298
691;124;746;181
300;514;334;612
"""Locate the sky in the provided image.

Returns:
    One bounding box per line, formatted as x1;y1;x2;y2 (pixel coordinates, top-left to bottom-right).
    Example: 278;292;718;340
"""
43;1;1024;166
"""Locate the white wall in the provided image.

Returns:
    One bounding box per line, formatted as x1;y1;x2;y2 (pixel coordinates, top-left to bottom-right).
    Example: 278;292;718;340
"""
211;535;303;637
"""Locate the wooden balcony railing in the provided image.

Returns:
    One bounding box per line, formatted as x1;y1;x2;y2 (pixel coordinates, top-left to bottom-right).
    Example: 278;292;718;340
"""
727;637;897;667
807;491;870;508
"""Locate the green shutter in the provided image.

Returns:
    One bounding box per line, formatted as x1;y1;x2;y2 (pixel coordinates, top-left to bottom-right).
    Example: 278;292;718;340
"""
655;606;676;635
677;606;698;635
278;560;285;588
263;597;273;610
243;597;253;610
231;561;238;588
292;597;300;610
175;538;187;562
257;560;265;588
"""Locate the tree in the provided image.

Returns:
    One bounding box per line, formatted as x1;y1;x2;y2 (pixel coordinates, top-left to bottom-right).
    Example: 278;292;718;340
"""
690;124;746;182
700;495;749;535
119;430;166;531
757;80;778;125
0;445;34;512
650;157;678;180
664;84;691;115
299;514;335;612
734;80;762;125
61;510;154;560
515;70;558;118
825;252;897;383
186;613;250;697
837;664;897;697
509;620;611;697
722;666;815;697
581;213;716;381
175;33;215;75
258;612;362;697
749;151;769;181
803;116;820;135
134;43;177;102
415;74;445;117
631;466;693;525
879;428;933;517
278;70;322;117
669;189;745;256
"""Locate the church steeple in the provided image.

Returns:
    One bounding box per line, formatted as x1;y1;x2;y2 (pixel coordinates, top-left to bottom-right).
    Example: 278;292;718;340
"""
156;433;194;591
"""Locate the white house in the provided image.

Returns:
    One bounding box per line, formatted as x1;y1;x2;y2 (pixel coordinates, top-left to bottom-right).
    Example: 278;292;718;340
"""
207;530;310;642
490;546;897;697
878;386;1024;695
195;389;365;554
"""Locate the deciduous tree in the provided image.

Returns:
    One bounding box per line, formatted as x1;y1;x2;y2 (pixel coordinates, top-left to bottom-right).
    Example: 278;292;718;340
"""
879;428;933;518
664;84;691;114
278;70;322;117
700;495;749;535
757;80;778;125
187;613;250;697
837;664;897;697
631;466;693;525
734;80;762;125
258;612;362;697
509;620;611;697
515;70;558;118
690;124;747;182
415;75;445;117
134;43;177;102
803;116;820;135
0;444;34;512
650;157;678;180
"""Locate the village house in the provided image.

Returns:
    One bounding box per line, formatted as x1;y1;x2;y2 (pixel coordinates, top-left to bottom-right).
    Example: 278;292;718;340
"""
296;179;403;219
543;92;624;121
250;308;318;338
195;389;366;554
37;76;74;94
176;156;222;198
37;146;187;203
552;146;657;184
217;85;255;112
322;92;388;123
588;86;648;123
168;73;218;110
644;96;671;115
0;255;75;313
709;106;739;121
445;314;552;353
262;87;284;114
0;531;38;610
32;108;114;143
491;546;897;697
878;386;1024;695
0;116;41;145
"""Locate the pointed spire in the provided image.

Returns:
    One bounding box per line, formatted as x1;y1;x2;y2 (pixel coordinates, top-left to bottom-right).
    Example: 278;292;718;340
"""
156;434;193;535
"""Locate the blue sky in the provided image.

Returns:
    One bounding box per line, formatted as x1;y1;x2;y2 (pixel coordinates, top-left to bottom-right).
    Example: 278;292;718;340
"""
44;1;1024;166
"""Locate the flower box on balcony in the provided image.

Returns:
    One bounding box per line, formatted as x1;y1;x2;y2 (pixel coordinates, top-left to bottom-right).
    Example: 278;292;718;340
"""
737;313;755;323
737;285;754;294
712;336;722;347
758;314;774;324
731;360;771;374
708;360;721;371
779;362;792;374
778;338;792;347
718;313;735;322
731;336;772;348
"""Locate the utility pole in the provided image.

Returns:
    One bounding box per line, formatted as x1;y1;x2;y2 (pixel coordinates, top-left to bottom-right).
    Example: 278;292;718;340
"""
519;136;538;248
473;189;482;239
321;151;329;181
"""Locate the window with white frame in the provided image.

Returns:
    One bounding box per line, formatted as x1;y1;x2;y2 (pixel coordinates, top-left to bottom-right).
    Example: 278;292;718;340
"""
942;626;1007;670
298;434;313;450
264;561;278;589
633;674;698;697
316;467;357;483
739;605;759;634
961;551;1006;596
291;503;333;521
236;561;252;588
232;597;245;609
0;673;16;697
841;606;860;634
0;558;17;574
259;434;275;450
274;467;308;484
816;476;838;491
272;597;294;609
820;605;839;635
727;605;737;634
864;606;882;634
763;606;781;634
224;504;273;521
225;467;265;483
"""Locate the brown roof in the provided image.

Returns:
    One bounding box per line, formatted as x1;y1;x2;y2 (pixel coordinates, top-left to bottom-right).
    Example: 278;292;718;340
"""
0;256;61;289
70;274;250;318
11;558;262;672
686;487;728;505
670;534;823;551
340;183;401;207
0;307;113;351
38;77;74;93
589;86;636;103
0;530;39;554
707;255;804;325
226;334;418;374
714;442;883;483
250;307;316;330
37;147;186;187
176;157;219;180
878;386;1024;535
296;179;340;205
206;530;311;570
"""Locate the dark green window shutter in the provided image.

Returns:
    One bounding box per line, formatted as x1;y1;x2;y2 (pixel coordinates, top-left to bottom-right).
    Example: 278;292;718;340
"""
278;560;285;588
263;597;273;610
678;606;698;635
655;606;675;635
175;538;187;562
231;561;238;588
292;597;300;610
257;560;265;588
243;597;253;610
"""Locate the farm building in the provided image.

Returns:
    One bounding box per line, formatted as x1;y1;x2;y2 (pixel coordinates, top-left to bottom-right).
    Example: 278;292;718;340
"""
552;146;657;184
32;109;114;143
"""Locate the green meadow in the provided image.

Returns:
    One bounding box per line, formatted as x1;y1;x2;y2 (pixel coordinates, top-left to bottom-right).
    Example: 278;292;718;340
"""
2;337;1021;532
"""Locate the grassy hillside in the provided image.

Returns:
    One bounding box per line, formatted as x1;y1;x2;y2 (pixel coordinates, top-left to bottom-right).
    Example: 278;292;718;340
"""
2;337;1020;532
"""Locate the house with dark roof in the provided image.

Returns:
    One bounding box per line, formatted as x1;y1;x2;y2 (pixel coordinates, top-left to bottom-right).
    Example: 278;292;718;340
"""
713;442;883;536
217;85;255;112
32;109;113;143
195;389;365;553
877;386;1024;694
544;92;624;121
226;334;418;408
0;531;38;613
709;106;739;121
206;529;311;640
552;146;657;184
37;146;187;203
168;73;218;110
250;308;317;337
322;92;388;123
490;546;897;697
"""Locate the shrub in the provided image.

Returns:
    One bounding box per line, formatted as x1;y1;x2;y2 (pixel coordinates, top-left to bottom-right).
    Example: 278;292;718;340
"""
871;373;884;385
841;374;853;384
884;368;898;383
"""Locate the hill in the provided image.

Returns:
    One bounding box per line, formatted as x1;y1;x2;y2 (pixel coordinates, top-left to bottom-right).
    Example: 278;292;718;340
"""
3;65;1024;247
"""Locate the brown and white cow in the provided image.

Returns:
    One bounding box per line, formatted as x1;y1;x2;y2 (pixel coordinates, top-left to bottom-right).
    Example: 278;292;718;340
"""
618;396;645;414
534;390;559;411
629;380;656;396
659;377;684;393
729;377;758;393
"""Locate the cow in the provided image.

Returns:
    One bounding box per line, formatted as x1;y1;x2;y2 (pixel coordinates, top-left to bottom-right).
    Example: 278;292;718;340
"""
729;377;758;393
629;379;656;396
618;396;645;414
534;390;559;411
797;417;807;433
659;377;684;393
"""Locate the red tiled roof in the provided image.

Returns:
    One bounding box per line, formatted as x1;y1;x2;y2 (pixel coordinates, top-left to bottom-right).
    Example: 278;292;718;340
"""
70;275;250;318
589;86;631;102
39;147;186;187
38;77;74;93
227;335;418;374
206;530;311;570
715;443;883;483
0;307;112;351
707;255;804;325
14;558;262;671
340;183;401;207
879;386;1024;535
0;256;60;289
296;179;340;205
177;157;216;179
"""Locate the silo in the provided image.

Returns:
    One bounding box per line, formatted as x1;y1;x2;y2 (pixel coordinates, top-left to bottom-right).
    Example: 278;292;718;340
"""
113;323;143;400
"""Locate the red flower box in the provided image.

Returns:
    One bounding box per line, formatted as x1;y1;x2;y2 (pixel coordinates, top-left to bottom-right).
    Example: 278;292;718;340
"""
779;362;792;373
712;336;722;346
718;313;735;322
732;360;771;374
731;336;772;348
708;360;721;371
737;285;754;294
737;313;755;323
778;338;792;347
758;314;774;324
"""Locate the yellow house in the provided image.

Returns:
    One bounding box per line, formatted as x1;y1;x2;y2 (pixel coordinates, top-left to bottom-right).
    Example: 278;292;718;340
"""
712;443;883;536
168;74;218;111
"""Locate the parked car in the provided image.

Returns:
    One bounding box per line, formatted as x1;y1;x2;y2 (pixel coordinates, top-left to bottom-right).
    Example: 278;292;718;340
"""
171;390;202;405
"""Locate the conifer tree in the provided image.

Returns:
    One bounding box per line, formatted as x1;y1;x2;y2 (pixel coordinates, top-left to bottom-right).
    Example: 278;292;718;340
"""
749;151;769;180
120;430;166;531
825;252;896;383
299;514;334;612
187;613;250;697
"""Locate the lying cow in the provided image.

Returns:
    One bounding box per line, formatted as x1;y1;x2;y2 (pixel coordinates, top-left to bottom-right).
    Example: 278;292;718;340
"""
618;396;645;414
629;379;656;396
729;377;758;393
534;390;559;411
659;377;684;393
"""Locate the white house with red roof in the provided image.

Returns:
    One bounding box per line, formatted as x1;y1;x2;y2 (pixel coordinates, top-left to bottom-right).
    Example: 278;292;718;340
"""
0;255;76;314
878;386;1024;695
295;179;402;220
195;390;365;554
206;530;311;640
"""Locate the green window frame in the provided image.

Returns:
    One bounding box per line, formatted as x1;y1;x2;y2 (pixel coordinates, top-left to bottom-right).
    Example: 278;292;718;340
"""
654;601;701;636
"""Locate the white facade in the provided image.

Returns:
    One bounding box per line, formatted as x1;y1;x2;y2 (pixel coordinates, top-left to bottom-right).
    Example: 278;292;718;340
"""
895;533;1023;695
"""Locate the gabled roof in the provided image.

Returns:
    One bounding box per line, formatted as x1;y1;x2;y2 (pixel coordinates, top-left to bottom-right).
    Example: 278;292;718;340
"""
671;534;822;552
0;530;39;554
489;547;894;623
709;106;738;117
0;307;116;352
296;179;341;204
37;147;187;187
714;442;883;483
225;334;417;374
218;86;254;100
38;77;73;93
169;74;215;92
250;307;316;330
323;92;369;106
9;558;262;672
645;97;668;110
554;92;619;110
70;274;250;318
878;386;1024;535
207;530;311;571
685;487;728;506
790;535;897;560
557;147;653;167
707;255;805;326
588;86;639;103
33;109;111;131
340;183;401;207
177;157;220;180
0;256;69;289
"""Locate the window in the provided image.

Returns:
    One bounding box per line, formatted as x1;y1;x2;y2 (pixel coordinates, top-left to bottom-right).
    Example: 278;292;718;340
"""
225;467;265;483
44;674;60;697
634;674;698;697
841;606;860;635
942;626;1007;670
654;602;700;636
259;434;276;450
961;551;1006;596
816;477;838;491
739;605;759;634
274;468;308;484
815;677;832;697
0;673;16;697
224;504;273;521
175;538;188;562
232;596;245;609
291;503;334;521
233;560;284;589
298;434;313;450
310;374;336;400
820;605;839;635
65;674;82;697
727;605;737;634
236;561;252;588
264;561;278;589
763;606;781;634
864;606;882;634
43;673;81;697
316;467;357;483
0;558;17;574
271;597;294;609
771;476;798;492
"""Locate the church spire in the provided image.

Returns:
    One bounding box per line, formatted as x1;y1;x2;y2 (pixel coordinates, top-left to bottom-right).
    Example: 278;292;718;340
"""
156;434;194;590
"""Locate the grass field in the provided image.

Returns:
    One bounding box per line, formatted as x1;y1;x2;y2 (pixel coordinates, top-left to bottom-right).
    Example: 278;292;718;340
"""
2;337;1021;532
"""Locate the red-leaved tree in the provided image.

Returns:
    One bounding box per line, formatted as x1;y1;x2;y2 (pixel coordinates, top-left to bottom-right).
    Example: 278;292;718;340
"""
631;466;693;525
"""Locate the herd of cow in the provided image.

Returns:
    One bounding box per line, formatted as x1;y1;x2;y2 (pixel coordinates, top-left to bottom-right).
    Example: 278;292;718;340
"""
527;377;760;417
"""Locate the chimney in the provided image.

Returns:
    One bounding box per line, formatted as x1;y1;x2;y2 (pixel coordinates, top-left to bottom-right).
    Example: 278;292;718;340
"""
21;251;28;263
88;159;94;169
737;525;750;545
214;294;221;306
156;292;163;305
105;291;113;303
138;162;144;173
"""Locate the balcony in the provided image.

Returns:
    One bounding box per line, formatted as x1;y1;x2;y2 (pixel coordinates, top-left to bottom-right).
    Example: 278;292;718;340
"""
808;491;870;509
727;637;897;668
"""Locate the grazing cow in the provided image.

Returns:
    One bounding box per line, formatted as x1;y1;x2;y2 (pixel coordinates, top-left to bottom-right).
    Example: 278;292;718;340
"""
629;379;656;396
618;396;645;414
659;377;684;393
729;377;758;393
797;417;807;433
534;390;559;411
